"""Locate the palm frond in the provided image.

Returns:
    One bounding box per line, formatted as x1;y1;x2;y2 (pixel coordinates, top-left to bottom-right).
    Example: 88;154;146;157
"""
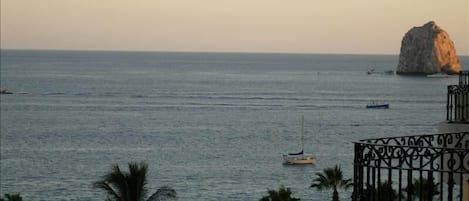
103;164;130;201
93;181;124;201
259;185;300;201
128;162;148;201
311;172;331;190
340;178;353;189
4;194;23;201
147;186;177;201
406;178;440;201
259;196;271;201
311;164;352;201
95;162;176;201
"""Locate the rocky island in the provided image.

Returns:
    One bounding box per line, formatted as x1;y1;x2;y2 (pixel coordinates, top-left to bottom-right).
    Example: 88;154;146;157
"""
396;21;462;75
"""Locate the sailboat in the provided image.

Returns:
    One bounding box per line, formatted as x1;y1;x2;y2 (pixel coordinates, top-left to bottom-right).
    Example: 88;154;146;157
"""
282;116;316;165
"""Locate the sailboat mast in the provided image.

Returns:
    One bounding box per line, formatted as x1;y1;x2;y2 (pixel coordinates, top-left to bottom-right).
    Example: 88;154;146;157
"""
301;115;304;152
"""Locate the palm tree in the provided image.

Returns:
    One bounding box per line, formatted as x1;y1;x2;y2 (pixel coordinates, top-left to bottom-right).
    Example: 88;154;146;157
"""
259;185;300;201
310;165;352;201
94;161;176;201
363;181;401;201
1;193;23;201
405;178;439;201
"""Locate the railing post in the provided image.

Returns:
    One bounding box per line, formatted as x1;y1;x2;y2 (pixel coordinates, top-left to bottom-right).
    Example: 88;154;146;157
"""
407;168;413;201
427;171;434;201
448;86;454;123
460;90;464;122
353;143;358;201
448;150;455;201
459;71;463;86
353;143;364;201
448;86;451;121
455;93;458;122
388;156;392;201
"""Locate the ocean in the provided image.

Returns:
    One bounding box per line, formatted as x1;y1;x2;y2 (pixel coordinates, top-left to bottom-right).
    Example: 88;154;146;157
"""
1;50;468;200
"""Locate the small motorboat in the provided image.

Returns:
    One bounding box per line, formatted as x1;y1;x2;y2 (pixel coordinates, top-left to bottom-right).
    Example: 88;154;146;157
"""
366;103;389;109
0;88;13;94
426;73;449;78
384;70;394;75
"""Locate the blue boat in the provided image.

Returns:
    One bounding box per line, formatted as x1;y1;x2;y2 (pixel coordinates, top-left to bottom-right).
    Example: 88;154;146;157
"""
366;103;389;109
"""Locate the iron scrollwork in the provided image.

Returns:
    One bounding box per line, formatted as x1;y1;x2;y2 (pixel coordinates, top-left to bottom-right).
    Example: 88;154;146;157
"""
353;132;469;201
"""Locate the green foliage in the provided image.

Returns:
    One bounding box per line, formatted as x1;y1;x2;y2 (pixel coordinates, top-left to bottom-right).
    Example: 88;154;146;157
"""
1;193;23;201
406;178;440;201
147;186;177;201
94;161;176;201
362;178;439;201
259;186;300;201
310;165;352;201
363;181;402;201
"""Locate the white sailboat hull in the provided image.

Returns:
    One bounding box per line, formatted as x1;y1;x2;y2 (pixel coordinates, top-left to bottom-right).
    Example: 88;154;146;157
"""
283;154;316;165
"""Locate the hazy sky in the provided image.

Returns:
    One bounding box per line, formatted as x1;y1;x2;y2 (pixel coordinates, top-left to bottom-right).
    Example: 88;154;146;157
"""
1;0;468;55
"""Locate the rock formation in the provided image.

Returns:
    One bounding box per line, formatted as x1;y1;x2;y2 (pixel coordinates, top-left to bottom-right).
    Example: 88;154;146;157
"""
396;21;462;75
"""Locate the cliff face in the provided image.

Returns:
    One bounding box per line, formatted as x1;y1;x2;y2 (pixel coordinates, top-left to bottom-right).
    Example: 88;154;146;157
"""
397;21;461;75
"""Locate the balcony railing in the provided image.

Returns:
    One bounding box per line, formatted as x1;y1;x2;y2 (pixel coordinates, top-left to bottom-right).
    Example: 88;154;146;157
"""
458;71;469;86
353;132;469;201
447;85;469;123
447;71;469;123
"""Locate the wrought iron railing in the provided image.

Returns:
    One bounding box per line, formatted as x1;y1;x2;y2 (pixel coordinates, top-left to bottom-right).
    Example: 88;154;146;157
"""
447;85;469;123
447;71;469;123
458;71;469;86
353;132;469;201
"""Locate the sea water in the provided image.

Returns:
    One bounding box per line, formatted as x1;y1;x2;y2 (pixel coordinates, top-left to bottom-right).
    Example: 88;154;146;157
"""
1;50;468;200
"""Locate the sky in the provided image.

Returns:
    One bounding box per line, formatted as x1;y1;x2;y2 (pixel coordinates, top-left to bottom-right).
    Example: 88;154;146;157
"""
1;0;468;55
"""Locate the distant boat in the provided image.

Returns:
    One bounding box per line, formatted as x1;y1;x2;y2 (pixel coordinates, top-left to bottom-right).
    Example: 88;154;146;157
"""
0;88;13;94
283;116;316;165
426;73;449;78
384;70;394;75
367;68;375;75
366;102;389;109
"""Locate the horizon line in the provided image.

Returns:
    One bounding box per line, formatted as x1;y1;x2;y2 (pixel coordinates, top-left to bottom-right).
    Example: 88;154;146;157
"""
2;48;469;57
0;48;402;56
